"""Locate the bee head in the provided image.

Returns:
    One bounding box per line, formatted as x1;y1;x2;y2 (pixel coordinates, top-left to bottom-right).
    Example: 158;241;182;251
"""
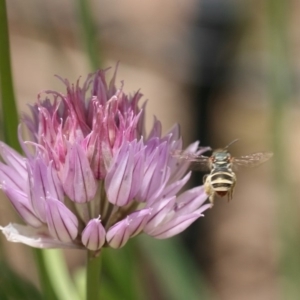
212;150;231;163
211;139;238;163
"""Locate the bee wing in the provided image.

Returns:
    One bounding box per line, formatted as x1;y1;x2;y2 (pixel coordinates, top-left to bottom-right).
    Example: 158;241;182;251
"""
172;146;211;159
232;152;273;169
172;151;211;171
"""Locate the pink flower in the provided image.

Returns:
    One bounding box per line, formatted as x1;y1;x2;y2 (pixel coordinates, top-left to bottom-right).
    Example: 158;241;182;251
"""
0;66;211;251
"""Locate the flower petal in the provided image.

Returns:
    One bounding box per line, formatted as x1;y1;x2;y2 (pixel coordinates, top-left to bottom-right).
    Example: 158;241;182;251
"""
0;142;27;176
160;172;191;199
81;217;106;251
144;197;176;234
164;123;180;142
47;162;64;202
0;223;81;249
63;143;97;203
106;220;130;249
105;143;135;206
2;185;42;227
28;157;49;221
0;162;28;192
149;209;208;239
136;142;169;201
105;141;144;206
127;209;152;238
45;197;78;242
147;117;162;140
174;185;208;216
106;209;151;248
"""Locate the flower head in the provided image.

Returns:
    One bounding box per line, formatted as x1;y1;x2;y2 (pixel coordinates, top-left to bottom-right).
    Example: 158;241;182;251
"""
0;66;211;251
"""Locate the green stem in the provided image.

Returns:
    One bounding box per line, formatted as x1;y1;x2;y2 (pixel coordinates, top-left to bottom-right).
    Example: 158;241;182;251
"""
77;0;101;70
86;250;102;300
0;0;21;152
34;249;59;300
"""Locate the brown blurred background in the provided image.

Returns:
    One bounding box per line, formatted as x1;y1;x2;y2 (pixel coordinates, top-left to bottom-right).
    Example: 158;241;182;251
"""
2;0;298;299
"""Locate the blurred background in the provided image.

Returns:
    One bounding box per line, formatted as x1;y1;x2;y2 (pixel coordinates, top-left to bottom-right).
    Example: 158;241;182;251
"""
1;0;299;299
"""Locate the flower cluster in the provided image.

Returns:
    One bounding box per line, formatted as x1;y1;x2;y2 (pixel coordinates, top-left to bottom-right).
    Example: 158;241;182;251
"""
0;66;211;251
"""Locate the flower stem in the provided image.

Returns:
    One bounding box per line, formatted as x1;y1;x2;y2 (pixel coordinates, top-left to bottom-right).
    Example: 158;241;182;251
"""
86;250;102;300
0;0;21;151
77;0;101;70
34;249;58;300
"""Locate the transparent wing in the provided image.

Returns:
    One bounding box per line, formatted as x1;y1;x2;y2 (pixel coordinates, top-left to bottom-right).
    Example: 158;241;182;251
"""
232;152;273;169
172;150;211;171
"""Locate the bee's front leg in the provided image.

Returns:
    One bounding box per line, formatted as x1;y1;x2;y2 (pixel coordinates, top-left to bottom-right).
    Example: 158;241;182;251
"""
204;174;215;206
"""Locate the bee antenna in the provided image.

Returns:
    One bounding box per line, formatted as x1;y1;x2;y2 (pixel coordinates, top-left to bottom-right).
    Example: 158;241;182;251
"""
224;139;239;149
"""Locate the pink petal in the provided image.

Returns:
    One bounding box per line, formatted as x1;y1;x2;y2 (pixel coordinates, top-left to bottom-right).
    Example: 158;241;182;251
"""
127;209;152;237
81;218;106;251
45;197;78;242
0;162;28;192
136;142;169;201
106;209;151;248
164;123;180;142
161;172;191;199
105;143;135;206
147;117;162;140
149;212;204;239
0;142;27;175
144;197;176;234
63;143;97;203
47;163;64;202
174;185;208;216
2;185;42;227
29;158;49;221
150;204;211;239
106;220;130;249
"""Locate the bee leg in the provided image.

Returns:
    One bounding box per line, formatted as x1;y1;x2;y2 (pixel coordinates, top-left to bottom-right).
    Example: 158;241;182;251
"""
228;177;236;202
204;175;214;206
231;175;236;201
209;193;215;206
227;188;233;202
203;175;210;195
227;189;232;202
227;191;231;202
203;174;208;184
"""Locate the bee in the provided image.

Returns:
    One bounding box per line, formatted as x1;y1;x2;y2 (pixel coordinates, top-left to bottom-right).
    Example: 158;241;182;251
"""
173;139;273;205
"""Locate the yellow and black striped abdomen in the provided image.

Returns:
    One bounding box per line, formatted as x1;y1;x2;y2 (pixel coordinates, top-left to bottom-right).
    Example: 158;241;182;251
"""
210;168;235;195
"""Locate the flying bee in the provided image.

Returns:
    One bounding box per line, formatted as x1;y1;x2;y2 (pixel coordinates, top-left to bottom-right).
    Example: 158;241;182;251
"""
173;139;273;205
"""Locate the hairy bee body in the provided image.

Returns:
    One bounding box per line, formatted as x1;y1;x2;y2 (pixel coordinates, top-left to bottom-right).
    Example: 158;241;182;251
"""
204;150;237;205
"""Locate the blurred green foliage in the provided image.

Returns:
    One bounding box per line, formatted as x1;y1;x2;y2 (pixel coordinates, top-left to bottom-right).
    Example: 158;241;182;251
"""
267;0;300;298
0;261;42;300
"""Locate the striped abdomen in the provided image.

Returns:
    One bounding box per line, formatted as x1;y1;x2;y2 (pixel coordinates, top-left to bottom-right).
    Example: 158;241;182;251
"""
210;167;235;197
